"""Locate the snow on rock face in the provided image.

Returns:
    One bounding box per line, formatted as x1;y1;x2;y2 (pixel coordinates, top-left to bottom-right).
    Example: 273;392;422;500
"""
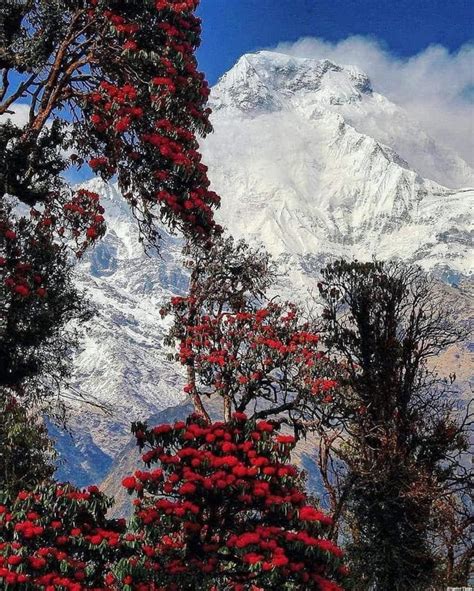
55;51;473;486
204;51;473;289
54;179;188;485
212;52;372;113
205;109;472;277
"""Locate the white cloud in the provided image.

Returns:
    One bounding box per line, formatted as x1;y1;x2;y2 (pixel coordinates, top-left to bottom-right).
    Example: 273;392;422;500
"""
271;37;474;167
0;102;30;127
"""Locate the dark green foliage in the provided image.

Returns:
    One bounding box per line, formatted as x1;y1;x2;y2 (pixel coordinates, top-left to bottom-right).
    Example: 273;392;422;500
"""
317;259;471;590
0;396;56;498
0;119;67;206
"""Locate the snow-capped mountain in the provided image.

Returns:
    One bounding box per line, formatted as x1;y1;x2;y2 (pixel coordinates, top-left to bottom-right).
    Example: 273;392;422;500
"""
205;52;473;290
210;51;472;189
54;51;473;486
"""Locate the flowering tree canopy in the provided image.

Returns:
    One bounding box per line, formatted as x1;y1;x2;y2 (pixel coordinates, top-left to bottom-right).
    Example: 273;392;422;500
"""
0;419;347;590
1;0;220;416
0;196;103;411
162;238;338;426
169;299;338;424
118;414;347;590
1;0;219;243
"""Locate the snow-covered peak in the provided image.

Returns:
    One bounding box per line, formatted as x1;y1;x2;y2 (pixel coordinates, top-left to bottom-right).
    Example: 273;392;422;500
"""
211;51;372;113
211;50;473;188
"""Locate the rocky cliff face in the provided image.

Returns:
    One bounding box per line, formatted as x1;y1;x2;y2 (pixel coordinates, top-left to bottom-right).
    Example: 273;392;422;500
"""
53;51;473;488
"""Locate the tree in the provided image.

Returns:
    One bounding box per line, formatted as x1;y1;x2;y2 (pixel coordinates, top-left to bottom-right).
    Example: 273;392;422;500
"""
0;193;102;416
118;413;347;590
0;416;347;590
1;0;219;480
162;237;339;427
0;141;110;496
0;0;221;419
0;0;220;243
0;396;56;499
315;259;472;590
163;236;273;422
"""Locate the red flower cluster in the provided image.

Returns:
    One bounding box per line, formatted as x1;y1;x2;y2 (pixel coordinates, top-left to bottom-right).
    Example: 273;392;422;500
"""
115;415;346;590
60;189;106;254
83;0;221;242
312;378;339;396
27;188;106;257
1;189;105;307
0;484;132;590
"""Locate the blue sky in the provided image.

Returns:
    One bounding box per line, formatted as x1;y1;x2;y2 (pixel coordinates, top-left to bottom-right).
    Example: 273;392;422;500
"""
196;0;473;84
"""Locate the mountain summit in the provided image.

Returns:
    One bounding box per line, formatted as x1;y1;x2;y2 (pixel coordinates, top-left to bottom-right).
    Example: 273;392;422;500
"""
203;51;473;285
211;51;473;190
211;51;373;112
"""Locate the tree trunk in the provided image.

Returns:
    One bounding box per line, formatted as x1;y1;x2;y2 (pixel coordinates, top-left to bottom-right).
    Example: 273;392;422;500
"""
223;393;232;423
187;365;211;424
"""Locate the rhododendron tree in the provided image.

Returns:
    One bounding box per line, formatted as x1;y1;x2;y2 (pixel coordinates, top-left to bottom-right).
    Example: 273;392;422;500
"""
1;0;220;243
1;0;220;428
0;0;221;468
0;482;135;590
170;299;338;425
118;414;347;590
163;237;274;421
162;238;338;426
0;195;104;415
0;152;109;493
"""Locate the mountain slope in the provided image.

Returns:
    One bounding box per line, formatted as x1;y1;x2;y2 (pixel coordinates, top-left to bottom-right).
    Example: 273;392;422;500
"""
55;180;187;485
54;51;473;487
